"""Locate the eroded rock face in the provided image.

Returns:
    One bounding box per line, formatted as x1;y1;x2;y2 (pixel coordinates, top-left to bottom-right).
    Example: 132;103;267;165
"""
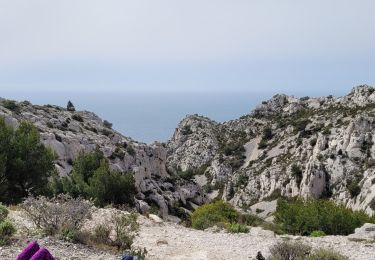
0;102;206;217
166;85;375;214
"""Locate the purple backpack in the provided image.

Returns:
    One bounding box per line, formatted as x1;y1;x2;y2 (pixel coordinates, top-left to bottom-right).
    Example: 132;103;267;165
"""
16;241;54;260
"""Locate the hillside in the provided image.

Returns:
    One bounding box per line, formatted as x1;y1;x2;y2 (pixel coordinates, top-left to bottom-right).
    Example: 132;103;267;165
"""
167;85;375;215
2;85;375;218
0;100;206;219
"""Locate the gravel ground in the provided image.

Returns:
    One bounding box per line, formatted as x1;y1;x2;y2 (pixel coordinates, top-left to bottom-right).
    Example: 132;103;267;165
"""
2;209;375;260
135;217;375;260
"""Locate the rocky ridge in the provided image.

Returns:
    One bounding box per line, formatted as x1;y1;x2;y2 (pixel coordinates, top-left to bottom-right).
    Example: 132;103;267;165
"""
0;101;206;218
166;85;375;215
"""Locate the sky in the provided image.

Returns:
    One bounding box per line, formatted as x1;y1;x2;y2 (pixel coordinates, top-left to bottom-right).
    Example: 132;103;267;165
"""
0;0;374;96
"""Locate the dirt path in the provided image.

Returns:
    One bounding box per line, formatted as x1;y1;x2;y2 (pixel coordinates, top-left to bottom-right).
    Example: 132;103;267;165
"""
135;217;375;260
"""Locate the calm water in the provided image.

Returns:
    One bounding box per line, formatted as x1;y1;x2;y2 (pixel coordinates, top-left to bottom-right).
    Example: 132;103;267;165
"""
1;91;273;143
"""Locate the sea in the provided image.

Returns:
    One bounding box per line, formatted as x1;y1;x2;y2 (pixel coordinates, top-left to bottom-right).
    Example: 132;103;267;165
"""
0;90;275;143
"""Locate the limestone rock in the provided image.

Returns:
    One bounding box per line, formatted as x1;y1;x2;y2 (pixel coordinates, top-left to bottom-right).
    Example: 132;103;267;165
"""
348;223;375;240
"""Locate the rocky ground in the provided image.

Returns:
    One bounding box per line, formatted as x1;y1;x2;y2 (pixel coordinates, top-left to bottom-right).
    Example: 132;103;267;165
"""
2;208;375;260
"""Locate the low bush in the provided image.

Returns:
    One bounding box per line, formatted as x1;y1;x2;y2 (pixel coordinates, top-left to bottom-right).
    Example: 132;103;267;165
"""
72;114;84;122
275;198;375;235
0;220;16;245
0;204;16;245
0;204;8;222
258;139;268;150
112;213;139;250
101;128;112;137
103;120;113;129
226;223;249;233
347;181;361;198
262;127;273;140
92;224;111;244
238;213;260;224
2;100;20;112
176;164;208;180
21;195;92;236
309;230;326;237
308;248;348;260
191;201;265;234
191;200;239;230
90;212;146;256
181;125;193;135
291;164;303;188
126;145;136;156
269;241;311;260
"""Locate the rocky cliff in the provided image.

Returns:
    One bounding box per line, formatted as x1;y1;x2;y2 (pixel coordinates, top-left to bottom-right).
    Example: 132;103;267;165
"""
2;85;375;218
0;100;206;218
167;85;375;215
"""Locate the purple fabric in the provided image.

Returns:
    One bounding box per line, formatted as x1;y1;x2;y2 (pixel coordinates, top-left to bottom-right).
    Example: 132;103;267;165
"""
16;241;40;260
29;248;54;260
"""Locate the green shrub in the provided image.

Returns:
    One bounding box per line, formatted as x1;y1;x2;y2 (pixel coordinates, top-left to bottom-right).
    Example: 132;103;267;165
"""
72;114;84;122
274;198;375;235
263;189;282;201
0;118;57;204
308;248;348;260
181;125;193;135
87;161;136;207
112;213;139;250
61;228;81;243
237;174;249;187
226;223;249;233
126;145;136;156
177;165;208;180
293;118;311;133
347;181;361;198
57;150;136;207
262;127;273;140
0;220;16;245
103;120;113;129
369;198;375;211
109;147;125;160
223;142;245;156
258;139;268;149
101;128;112;137
92;224;111;244
191;200;239;230
2;100;19;112
291;164;303;188
238;213;263;226
309;230;326;237
269;241;311;260
0;204;8;222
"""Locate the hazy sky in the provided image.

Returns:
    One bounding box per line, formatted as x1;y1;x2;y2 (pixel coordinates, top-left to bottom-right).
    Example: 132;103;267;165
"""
0;0;374;95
